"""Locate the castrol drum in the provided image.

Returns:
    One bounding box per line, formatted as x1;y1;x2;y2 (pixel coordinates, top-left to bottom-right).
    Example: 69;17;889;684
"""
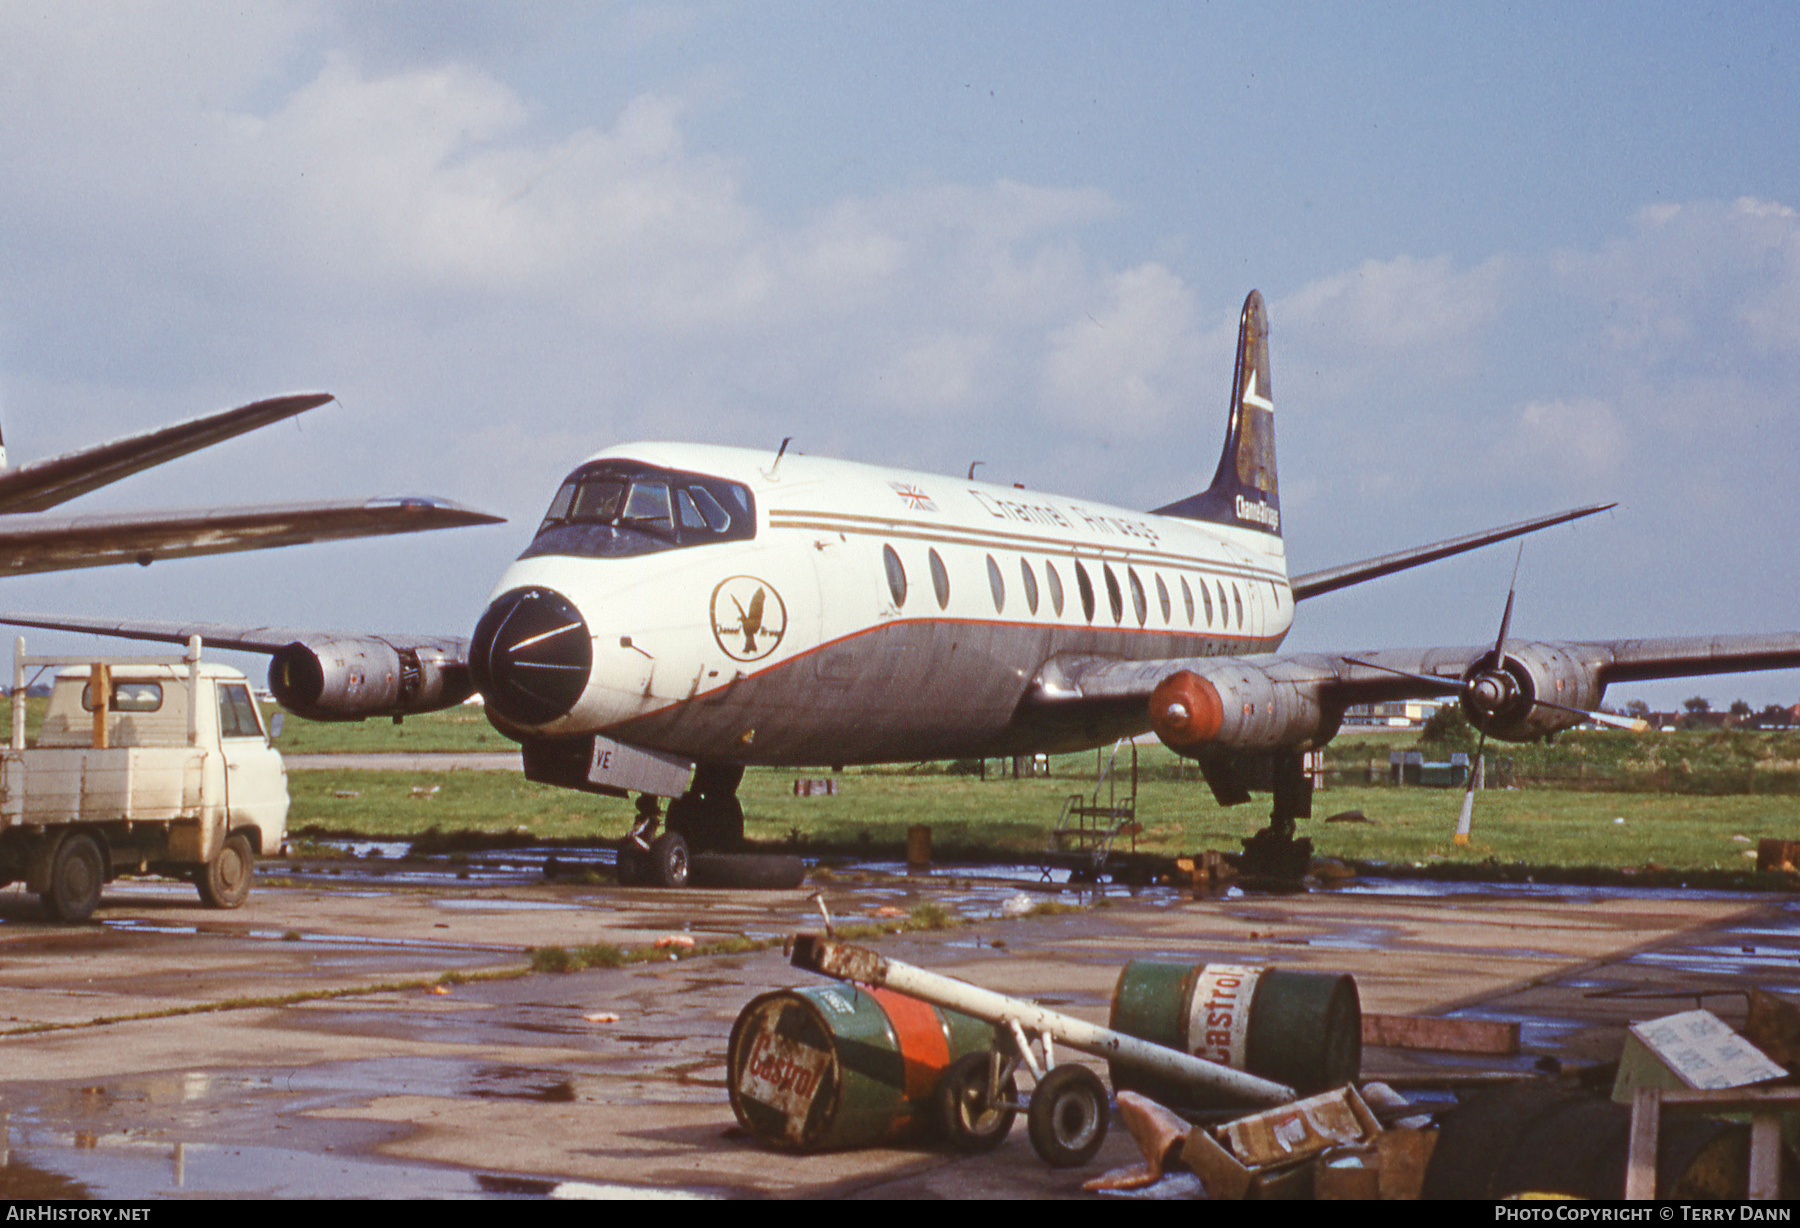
1108;960;1360;1107
728;984;998;1152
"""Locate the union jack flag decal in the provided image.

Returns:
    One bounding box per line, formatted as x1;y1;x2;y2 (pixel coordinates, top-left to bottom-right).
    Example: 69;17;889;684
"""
889;482;938;513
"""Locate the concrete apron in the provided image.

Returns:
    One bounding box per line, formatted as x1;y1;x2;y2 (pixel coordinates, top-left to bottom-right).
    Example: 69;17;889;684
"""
0;873;1781;1198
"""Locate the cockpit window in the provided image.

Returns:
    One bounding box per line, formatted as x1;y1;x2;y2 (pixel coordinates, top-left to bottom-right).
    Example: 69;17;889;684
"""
523;461;755;561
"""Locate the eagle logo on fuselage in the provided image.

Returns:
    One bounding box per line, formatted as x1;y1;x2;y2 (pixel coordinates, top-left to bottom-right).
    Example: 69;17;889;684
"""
711;575;788;662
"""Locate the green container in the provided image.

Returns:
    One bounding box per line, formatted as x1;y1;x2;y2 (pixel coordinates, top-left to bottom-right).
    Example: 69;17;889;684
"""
1108;959;1360;1107
728;983;997;1152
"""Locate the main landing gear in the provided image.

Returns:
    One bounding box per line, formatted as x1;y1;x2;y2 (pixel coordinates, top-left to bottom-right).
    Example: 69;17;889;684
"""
613;764;804;890
1237;750;1315;881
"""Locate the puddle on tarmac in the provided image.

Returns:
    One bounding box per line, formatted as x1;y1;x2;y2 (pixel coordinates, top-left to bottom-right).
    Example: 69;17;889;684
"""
0;1059;732;1200
1;1136;716;1200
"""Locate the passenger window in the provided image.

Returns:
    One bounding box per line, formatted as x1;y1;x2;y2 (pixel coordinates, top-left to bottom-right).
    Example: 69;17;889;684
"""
929;549;951;609
986;555;1005;613
1020;559;1039;615
1202;579;1214;627
1232;583;1243;628
1181;576;1194;625
1046;562;1065;616
883;544;907;608
1127;567;1147;627
1103;565;1123;624
1215;581;1228;628
1074;562;1096;622
218;684;263;739
1155;574;1171;624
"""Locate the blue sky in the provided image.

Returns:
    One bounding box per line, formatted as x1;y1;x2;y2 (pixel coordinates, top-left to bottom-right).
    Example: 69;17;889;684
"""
1;1;1798;709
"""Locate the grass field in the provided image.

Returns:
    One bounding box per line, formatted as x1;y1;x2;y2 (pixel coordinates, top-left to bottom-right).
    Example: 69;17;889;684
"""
8;694;1796;875
289;755;1800;876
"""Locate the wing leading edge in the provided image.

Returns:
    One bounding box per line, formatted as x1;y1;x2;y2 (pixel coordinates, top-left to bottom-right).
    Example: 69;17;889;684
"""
0;393;335;514
0;497;503;576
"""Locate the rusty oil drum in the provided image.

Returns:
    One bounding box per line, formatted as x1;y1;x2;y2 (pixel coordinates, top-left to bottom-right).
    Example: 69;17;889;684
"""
728;983;998;1152
1108;960;1360;1106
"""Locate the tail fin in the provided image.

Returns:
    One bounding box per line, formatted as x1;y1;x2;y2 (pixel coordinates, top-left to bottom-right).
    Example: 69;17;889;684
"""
1152;289;1280;537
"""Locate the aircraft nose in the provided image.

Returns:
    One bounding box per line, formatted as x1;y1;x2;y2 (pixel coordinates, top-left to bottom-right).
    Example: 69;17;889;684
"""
470;586;593;726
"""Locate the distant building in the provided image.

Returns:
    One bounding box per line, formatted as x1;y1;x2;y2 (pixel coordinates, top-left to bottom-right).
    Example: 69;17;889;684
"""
1343;699;1447;728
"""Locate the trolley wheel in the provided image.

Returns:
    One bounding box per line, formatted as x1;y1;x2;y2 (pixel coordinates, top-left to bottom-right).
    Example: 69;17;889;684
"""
1027;1064;1108;1168
647;832;690;888
937;1051;1017;1153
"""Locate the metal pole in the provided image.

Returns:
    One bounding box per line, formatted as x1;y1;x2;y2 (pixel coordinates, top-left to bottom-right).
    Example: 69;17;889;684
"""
790;935;1295;1105
186;635;202;748
11;637;24;751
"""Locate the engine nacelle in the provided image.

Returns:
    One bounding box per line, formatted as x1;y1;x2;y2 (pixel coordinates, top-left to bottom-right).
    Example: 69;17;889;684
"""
1149;662;1336;754
1460;642;1605;742
269;637;474;721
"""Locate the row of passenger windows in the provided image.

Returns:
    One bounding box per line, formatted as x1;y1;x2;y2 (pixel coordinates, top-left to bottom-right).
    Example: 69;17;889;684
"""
881;543;1269;632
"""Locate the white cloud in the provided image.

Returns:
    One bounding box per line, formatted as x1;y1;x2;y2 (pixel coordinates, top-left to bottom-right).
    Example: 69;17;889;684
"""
1040;263;1203;436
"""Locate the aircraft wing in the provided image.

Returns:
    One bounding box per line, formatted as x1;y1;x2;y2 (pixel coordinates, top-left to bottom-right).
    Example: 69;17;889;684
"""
1034;632;1800;738
0;611;469;655
0;496;503;576
1288;502;1615;601
0;393;334;513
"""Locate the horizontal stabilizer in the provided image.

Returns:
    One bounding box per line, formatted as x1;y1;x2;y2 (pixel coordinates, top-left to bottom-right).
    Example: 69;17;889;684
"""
1289;502;1614;601
0;393;335;513
0;495;503;576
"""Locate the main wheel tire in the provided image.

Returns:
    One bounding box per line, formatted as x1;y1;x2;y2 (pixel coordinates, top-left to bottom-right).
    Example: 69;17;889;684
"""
40;832;104;923
688;852;806;890
1027;1064;1109;1168
615;842;650;886
197;833;254;909
647;832;690;888
937;1051;1017;1154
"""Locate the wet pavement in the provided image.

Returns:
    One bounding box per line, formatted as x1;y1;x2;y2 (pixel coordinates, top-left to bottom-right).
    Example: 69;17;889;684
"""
0;856;1795;1199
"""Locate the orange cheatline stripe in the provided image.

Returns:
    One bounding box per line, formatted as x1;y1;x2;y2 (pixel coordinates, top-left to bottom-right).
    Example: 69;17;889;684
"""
868;986;951;1103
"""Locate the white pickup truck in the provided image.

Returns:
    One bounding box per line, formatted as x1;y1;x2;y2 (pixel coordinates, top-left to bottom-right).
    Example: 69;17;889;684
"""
0;636;288;922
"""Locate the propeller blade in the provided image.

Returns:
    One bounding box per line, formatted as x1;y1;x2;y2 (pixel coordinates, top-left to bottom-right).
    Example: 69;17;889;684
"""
1527;696;1650;732
1340;657;1468;695
1454;729;1486;846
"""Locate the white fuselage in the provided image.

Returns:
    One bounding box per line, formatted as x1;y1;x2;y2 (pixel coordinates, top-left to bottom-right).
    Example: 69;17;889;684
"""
484;443;1292;765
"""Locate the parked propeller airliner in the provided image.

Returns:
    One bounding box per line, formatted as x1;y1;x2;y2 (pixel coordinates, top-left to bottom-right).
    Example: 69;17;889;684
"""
14;292;1800;883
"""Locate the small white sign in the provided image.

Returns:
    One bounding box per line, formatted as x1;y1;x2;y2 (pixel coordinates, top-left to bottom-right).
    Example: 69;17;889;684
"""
1628;1009;1786;1090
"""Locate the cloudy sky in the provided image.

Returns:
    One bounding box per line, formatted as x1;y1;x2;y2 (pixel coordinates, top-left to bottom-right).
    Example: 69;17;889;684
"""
2;2;1797;709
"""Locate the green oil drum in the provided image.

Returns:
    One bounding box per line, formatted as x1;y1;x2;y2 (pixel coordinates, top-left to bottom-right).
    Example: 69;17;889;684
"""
728;983;998;1152
1108;960;1360;1107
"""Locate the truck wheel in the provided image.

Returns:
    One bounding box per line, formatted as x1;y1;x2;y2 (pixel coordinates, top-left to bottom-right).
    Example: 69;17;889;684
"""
647;832;689;888
1026;1064;1109;1168
198;833;255;909
40;832;104;923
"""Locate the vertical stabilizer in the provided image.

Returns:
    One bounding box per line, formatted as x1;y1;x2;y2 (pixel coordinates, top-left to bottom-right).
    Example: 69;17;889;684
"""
1153;289;1280;536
